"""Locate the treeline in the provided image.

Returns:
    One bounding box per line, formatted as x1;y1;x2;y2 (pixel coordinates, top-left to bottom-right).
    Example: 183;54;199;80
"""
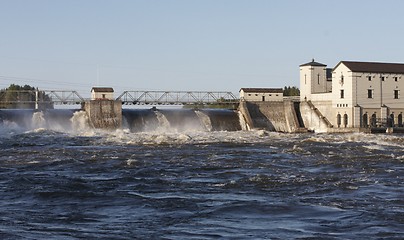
0;84;53;109
283;86;300;96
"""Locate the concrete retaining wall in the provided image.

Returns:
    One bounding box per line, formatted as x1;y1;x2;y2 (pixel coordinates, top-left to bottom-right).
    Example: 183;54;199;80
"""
83;100;122;129
300;101;332;133
238;101;303;132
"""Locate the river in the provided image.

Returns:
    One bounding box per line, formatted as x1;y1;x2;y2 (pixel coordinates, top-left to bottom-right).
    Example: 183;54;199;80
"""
0;109;402;239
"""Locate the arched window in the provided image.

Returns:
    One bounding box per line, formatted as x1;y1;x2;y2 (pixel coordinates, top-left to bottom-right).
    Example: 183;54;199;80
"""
343;114;348;128
371;114;377;127
398;114;403;127
337;114;341;128
363;113;368;128
389;114;395;127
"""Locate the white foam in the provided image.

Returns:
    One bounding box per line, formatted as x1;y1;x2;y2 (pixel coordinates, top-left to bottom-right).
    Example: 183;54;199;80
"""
70;111;94;135
31;112;47;129
238;111;250;131
154;111;171;132
0;120;24;136
195;110;213;131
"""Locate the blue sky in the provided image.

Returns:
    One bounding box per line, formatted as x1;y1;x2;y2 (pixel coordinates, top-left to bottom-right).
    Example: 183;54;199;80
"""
1;0;403;96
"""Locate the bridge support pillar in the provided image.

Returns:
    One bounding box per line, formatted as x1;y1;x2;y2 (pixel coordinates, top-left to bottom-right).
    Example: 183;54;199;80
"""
83;100;122;129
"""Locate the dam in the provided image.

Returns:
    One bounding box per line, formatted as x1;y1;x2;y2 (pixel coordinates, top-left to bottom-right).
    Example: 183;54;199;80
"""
0;108;247;133
0;87;308;133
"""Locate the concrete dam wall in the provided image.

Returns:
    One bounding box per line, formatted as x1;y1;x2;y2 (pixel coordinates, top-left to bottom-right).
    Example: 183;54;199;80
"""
83;100;122;129
79;100;307;133
239;101;305;133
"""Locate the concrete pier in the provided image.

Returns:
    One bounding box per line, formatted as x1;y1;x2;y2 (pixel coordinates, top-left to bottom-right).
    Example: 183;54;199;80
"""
83;100;122;129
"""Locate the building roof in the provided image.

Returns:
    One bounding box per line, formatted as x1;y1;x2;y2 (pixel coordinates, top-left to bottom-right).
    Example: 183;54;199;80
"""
91;87;114;92
240;88;283;93
335;61;404;74
300;59;327;67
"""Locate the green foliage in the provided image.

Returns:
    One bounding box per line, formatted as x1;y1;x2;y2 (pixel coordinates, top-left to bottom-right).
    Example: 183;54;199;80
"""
6;84;35;91
0;84;53;109
283;86;300;96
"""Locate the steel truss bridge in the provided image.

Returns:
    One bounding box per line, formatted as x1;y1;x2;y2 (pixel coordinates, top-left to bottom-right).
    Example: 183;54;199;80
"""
117;91;238;105
0;90;84;105
0;90;239;107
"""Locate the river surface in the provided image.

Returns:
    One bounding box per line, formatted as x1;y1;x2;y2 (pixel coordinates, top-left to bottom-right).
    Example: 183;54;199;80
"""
0;111;403;239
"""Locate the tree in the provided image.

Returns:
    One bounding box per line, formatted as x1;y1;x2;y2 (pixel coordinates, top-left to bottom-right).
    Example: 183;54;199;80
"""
283;86;300;96
0;84;53;109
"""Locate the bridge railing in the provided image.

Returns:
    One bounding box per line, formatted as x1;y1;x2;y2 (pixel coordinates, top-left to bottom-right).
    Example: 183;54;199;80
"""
45;90;85;104
117;91;239;105
0;90;85;105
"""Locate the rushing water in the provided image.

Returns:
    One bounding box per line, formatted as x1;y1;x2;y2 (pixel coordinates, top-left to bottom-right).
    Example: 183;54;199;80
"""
0;110;403;239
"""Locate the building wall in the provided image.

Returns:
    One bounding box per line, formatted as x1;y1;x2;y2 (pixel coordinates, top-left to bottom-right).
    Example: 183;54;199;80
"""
91;92;114;100
332;62;404;127
353;72;404;109
331;64;355;127
332;64;354;108
300;66;312;101
240;90;283;102
326;79;332;93
300;65;328;101
310;92;332;101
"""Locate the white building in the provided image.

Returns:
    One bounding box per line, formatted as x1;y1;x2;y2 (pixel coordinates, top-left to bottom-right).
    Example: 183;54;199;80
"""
240;88;283;102
300;59;404;131
91;87;114;100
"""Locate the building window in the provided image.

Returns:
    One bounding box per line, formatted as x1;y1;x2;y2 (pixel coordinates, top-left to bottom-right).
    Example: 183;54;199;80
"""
304;74;307;84
340;75;344;85
368;89;373;98
318;74;320;84
381;76;385;81
395;77;398;82
371;114;377;127
343;114;348;127
337;114;341;128
368;76;372;81
340;90;344;99
389;113;395;127
363;113;368;128
248;94;251;96
394;90;400;99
